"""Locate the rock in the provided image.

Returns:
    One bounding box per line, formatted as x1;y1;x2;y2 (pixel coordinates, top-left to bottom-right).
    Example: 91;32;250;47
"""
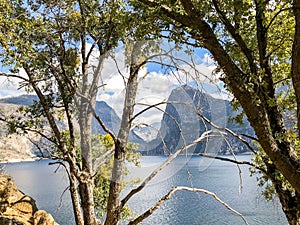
0;174;58;225
33;210;58;225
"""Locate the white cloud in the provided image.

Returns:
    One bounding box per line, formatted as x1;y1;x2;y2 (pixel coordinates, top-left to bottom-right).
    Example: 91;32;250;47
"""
0;69;28;98
0;42;230;126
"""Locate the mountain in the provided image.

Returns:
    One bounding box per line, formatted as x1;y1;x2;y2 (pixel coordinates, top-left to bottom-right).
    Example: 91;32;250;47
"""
92;101;145;145
0;101;38;161
0;95;145;160
0;89;255;159
141;85;255;155
0;94;38;106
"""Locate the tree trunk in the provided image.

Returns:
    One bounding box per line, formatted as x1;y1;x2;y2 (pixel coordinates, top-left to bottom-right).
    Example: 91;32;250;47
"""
79;180;97;225
69;173;84;225
78;98;98;225
195;19;300;194
267;163;300;225
104;42;142;225
104;142;126;225
292;0;300;137
280;193;300;225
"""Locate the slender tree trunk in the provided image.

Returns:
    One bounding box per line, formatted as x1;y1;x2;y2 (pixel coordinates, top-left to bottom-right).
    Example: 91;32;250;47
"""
79;180;97;225
69;173;84;225
104;142;126;225
78;98;98;225
104;42;142;225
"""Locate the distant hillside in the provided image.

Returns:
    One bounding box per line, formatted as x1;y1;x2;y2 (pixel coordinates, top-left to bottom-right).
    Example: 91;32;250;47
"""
0;103;36;162
0;95;38;106
0;95;145;161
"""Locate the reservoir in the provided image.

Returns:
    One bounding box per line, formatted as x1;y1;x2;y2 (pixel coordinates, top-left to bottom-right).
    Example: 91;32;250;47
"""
1;155;288;225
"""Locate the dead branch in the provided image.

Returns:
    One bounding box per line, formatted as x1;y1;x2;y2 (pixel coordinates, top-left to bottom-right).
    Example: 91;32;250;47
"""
121;130;212;207
132;101;189;155
130;102;167;123
128;186;249;225
195;110;257;154
223;135;243;194
198;153;267;174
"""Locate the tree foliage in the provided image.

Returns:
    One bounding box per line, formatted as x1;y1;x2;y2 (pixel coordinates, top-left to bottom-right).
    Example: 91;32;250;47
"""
130;0;300;224
2;0;300;224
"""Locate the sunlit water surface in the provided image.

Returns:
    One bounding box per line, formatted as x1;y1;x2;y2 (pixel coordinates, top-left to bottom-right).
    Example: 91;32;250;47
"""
2;155;288;225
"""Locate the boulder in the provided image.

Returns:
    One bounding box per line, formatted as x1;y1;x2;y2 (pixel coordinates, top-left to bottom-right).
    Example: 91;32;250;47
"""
0;174;58;225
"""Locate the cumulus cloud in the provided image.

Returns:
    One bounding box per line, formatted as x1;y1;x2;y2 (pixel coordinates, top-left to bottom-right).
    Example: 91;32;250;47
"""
0;69;28;98
0;42;230;126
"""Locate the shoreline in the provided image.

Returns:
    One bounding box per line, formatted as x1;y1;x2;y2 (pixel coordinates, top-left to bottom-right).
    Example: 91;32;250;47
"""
0;157;38;164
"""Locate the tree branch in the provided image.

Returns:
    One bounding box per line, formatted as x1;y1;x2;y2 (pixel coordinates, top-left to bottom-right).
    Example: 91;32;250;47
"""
75;92;117;142
198;153;267;174
121;130;212;207
212;0;257;75
128;186;249;225
195;109;257;154
92;145;115;175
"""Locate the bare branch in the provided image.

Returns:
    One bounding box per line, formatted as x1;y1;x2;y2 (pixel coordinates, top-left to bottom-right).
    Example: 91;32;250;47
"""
195;110;257;154
222;135;244;193
198;153;266;173
240;133;258;142
130;102;167;123
132;101;190;154
86;39;99;62
121;130;212;207
0;72;29;82
128;186;249;225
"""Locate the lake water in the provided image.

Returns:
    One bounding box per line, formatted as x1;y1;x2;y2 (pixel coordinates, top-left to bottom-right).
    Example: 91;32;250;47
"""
1;155;288;225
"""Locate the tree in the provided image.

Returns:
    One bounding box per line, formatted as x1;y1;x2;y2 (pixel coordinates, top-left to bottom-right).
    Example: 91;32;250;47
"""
0;0;131;224
132;0;300;224
0;0;261;225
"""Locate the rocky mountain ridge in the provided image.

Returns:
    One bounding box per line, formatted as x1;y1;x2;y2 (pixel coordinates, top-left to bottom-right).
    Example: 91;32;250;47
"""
0;87;255;160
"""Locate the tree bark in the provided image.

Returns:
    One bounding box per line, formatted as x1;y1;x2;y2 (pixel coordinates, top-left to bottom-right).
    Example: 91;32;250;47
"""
69;173;84;225
79;180;97;225
104;42;142;225
292;0;300;137
78;95;97;225
265;162;300;225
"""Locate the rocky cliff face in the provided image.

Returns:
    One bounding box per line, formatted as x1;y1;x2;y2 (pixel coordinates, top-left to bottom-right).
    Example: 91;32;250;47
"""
142;85;255;155
0;103;36;162
0;174;58;225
